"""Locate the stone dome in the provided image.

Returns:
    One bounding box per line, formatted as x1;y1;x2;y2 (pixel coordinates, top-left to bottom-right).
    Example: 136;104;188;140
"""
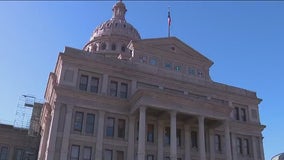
83;1;141;60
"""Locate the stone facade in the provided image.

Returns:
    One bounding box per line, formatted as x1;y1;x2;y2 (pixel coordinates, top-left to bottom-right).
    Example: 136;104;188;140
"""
0;102;42;160
38;1;265;160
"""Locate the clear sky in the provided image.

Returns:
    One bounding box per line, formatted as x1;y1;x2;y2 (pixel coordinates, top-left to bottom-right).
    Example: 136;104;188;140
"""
0;1;283;159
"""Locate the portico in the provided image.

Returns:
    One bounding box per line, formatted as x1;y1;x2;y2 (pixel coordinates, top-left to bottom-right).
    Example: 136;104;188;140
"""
129;89;233;160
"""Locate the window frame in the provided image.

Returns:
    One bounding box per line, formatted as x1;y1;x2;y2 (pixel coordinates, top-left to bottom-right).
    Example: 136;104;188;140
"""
106;117;115;137
73;111;84;132
70;145;80;160
85;113;95;134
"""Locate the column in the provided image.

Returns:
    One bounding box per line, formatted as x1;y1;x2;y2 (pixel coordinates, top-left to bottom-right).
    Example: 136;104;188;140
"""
127;116;135;160
45;104;60;160
60;105;73;160
252;136;258;160
184;124;191;160
259;136;265;160
224;120;232;160
95;111;105;160
157;120;164;160
209;129;215;160
137;107;146;160
198;116;206;160
101;74;109;95
38;110;51;160
170;111;177;160
231;133;237;160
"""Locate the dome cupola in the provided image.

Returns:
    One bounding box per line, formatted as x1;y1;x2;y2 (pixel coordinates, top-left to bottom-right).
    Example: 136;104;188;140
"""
83;0;141;60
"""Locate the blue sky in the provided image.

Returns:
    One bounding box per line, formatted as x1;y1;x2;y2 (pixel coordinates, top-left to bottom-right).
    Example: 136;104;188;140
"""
0;1;283;159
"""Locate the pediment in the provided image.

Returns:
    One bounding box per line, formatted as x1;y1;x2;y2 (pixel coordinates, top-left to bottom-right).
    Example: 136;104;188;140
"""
129;37;213;68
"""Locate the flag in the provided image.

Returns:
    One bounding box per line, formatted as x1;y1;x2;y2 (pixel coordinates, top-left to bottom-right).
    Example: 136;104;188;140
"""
168;9;171;26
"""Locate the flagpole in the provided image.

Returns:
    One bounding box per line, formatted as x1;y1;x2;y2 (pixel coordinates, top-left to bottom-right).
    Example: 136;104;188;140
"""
168;7;171;38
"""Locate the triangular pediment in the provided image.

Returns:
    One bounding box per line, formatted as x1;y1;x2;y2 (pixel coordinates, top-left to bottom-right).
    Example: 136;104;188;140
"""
129;37;213;68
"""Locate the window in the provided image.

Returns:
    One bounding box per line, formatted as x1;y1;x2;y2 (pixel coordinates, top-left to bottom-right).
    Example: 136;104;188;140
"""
14;149;23;160
234;107;240;120
106;117;115;137
117;151;124;160
74;112;84;132
79;75;88;91
164;127;170;145
139;55;147;63
164;62;172;70
240;108;247;121
149;57;157;66
70;145;80;160
174;65;181;72
243;138;249;155
85;113;95;134
90;77;99;93
147;154;154;160
110;81;118;97
101;43;106;50
191;131;198;148
83;146;92;160
237;138;242;154
197;70;203;77
188;67;196;75
177;129;181;146
118;119;126;138
104;149;112;160
111;44;116;51
147;124;154;142
0;146;8;160
164;157;170;160
214;134;222;152
121;46;126;52
120;83;128;99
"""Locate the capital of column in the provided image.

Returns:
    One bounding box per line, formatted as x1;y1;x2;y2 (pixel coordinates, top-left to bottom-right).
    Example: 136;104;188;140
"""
170;110;177;117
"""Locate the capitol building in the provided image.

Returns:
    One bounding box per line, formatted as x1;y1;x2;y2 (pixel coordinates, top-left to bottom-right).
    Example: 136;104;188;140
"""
37;1;265;160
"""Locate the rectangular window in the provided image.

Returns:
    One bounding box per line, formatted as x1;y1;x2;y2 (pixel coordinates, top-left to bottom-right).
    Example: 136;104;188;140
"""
14;148;23;160
149;57;157;66
83;146;92;160
118;119;126;138
237;137;242;154
85;113;95;134
214;134;222;152
117;151;124;160
164;157;170;160
177;128;181;146
139;55;147;63
0;146;8;160
110;81;118;97
74;111;84;132
191;131;198;148
243;138;249;155
234;107;240;120
164;127;170;145
240;108;247;121
104;149;113;160
70;145;80;160
79;75;89;91
147;124;154;142
164;62;172;70
90;77;99;93
147;154;154;160
188;67;196;75
106;117;115;137
120;83;128;99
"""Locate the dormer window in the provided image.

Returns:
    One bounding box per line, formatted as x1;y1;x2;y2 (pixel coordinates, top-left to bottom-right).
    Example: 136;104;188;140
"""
164;62;172;70
174;65;181;72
